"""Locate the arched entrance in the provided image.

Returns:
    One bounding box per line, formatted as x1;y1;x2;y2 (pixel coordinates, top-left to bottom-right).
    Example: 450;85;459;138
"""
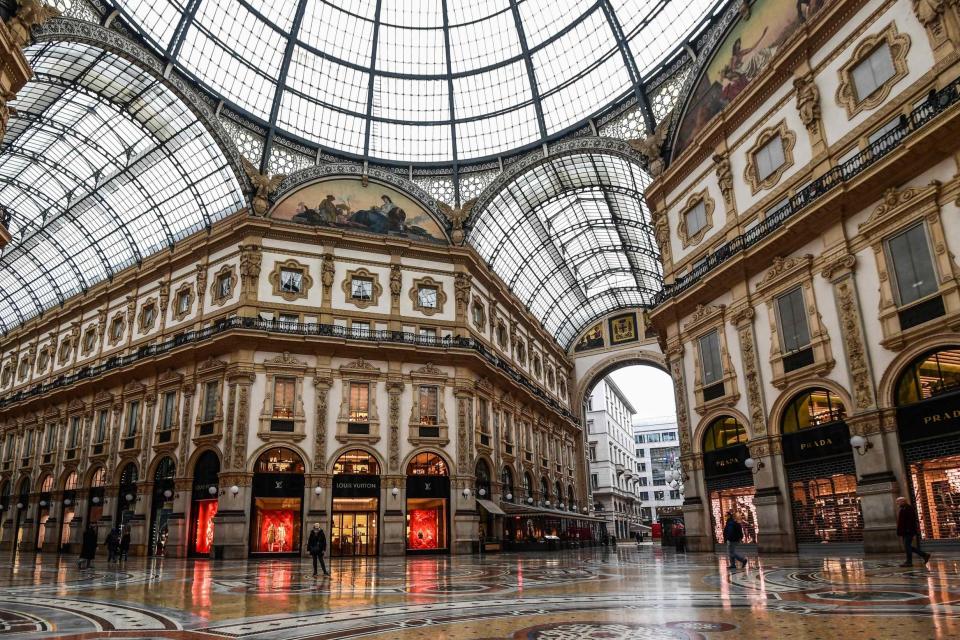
250;447;304;555
780;388;863;546
13;477;29;551
893;346;960;541
405;451;450;553
59;472;78;552
149;457;176;556
190;450;220;557
35;474;53;551
501;466;514;503
701;416;756;545
87;467;106;533
330;449;380;557
116;463;138;536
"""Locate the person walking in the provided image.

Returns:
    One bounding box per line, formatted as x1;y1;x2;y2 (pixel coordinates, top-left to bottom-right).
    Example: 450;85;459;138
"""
673;521;687;553
119;529;131;564
105;527;119;564
896;496;931;567
78;525;97;569
307;523;329;577
723;512;747;569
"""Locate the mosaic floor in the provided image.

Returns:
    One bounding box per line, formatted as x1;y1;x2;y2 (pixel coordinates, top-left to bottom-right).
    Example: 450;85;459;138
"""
0;545;958;639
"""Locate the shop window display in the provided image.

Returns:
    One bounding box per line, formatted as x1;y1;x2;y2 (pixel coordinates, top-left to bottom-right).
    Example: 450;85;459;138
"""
331;450;380;557
250;448;304;556
406;452;450;553
910;454;960;541
789;474;863;544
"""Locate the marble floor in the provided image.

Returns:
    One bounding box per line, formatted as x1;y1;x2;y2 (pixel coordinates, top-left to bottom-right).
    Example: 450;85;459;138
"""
0;545;958;639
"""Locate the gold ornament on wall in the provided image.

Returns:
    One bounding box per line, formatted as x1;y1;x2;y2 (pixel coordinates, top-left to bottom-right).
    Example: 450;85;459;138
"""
240;156;286;216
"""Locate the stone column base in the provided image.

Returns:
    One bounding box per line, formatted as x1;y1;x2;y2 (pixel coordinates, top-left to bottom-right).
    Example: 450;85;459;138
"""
453;509;479;555
858;472;901;553
754;487;795;553
381;510;405;556
163;513;188;558
681;499;712;552
212;509;249;559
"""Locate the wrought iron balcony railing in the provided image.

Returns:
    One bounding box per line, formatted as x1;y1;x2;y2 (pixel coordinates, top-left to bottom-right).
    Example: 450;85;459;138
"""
655;77;960;304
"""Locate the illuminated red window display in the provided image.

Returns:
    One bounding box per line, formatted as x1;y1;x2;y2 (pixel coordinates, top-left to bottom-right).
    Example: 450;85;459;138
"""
252;498;301;553
406;500;447;550
709;488;758;544
193;499;218;554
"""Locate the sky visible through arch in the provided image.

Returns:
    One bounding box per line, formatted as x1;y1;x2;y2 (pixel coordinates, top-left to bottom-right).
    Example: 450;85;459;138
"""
608;365;676;422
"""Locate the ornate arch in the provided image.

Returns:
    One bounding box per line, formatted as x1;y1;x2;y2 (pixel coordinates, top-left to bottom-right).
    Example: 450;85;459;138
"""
767;379;854;438
187;446;223;478
573;348;669;411
115;458;140;486
692;407;754;457
146;452;179;482
326;444;385;476
247;442;310;473
58;467;79;491
401;447;453;476
876;333;960;409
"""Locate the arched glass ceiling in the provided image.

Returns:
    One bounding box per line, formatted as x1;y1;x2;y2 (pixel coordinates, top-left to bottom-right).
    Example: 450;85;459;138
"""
0;41;244;334
469;152;661;348
107;0;720;165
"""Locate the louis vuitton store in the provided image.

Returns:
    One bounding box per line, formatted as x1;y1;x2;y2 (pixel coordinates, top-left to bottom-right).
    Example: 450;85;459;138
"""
405;452;450;554
331;450;381;557
249;448;305;556
781;389;863;547
895;347;960;542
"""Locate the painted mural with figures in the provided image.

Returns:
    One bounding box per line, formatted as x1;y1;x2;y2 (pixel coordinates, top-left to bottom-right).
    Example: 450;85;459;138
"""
672;0;828;155
271;178;448;244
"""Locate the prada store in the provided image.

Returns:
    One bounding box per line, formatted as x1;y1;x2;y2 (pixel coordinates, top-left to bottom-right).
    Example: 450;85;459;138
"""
701;417;758;545
781;389;863;546
895;347;960;543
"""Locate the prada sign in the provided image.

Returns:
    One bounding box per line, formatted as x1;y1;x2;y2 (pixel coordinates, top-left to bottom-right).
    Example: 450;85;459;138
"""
782;421;852;464
333;474;380;497
897;391;960;443
703;444;749;478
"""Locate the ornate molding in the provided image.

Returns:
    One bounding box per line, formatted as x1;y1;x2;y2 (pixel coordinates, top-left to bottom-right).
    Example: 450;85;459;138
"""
341;267;383;309
836;23;911;118
834;277;875;410
268;258;313;302
743;121;796;195
712;152;733;208
755;254;813;294
209;263;238;307
409;275;447;316
677;189;716;249
793;72;822;135
263;352;308;368
820;254;857;281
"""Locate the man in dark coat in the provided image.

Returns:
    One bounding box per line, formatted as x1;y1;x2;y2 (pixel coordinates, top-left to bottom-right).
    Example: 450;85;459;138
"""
723;512;748;569
105;528;119;563
78;525;97;569
119;530;131;564
307;523;329;577
896;496;931;567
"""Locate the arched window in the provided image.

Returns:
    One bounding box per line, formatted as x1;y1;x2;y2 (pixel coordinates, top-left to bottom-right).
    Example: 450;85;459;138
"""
475;459;491;495
555;481;563;504
407;452;448;476
522;472;532;498
64;472;78;491
567;485;575;508
194;450;221;488
154;457;176;482
89;467;106;488
781;388;846;433
702;416;748;452
255;447;304;474
334;449;380;475
896;347;960;405
39;474;53;493
119;463;138;486
501;466;514;497
540;477;549;501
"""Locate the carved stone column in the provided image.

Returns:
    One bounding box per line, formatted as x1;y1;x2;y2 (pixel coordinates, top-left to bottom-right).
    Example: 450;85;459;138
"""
730;306;767;435
388;262;402;331
177;382;194;474
222;378;238;469
313;373;333;472
822;254;876;411
455;387;473;474
231;374;255;472
913;0;960;62
848;410;901;552
386;376;403;474
320;253;335;323
453;272;472;336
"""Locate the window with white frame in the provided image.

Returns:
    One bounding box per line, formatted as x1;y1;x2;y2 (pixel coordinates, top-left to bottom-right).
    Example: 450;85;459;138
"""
279;268;303;293
349;382;369;422
852;43;895;102
273;377;296;418
887;223;939;306
352;320;370;336
684;201;707;238
417;285;438;309
776;287;811;353
418;386;440;425
350;277;373;301
698;330;723;386
755;135;786;181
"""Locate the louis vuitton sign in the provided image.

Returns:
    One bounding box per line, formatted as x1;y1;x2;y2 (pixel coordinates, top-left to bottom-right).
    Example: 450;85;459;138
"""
782;421;852;464
333;474;380;497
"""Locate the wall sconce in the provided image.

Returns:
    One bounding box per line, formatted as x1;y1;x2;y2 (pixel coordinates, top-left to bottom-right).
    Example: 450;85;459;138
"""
505;493;512;501
544;500;550;507
478;488;486;497
850;435;873;456
314;486;322;496
91;496;100;505
125;493;135;502
207;486;217;496
39;500;47;507
582;506;588;513
744;457;765;474
0;504;5;511
558;503;564;510
527;496;534;504
163;489;173;499
16;502;24;509
391;487;400;499
64;498;72;506
230;485;240;497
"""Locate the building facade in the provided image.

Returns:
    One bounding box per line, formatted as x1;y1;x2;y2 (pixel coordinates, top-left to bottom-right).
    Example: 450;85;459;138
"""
0;172;589;558
632;416;683;524
646;0;960;552
587;377;642;539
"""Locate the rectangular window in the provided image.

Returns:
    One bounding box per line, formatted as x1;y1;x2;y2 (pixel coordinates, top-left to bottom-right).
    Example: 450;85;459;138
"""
670;490;681;499
351;277;373;301
161;391;176;430
868;116;902;147
478;398;489;432
273;377;296;418
639;491;650;501
417;286;438;309
654;491;666;500
755;135;786;180
776;287;811;353
177;291;190;315
661;431;676;441
349;382;369;422
202;381;219;422
698;330;723;386
278;313;299;326
852;43;895;101
126;401;140;437
96;410;108;443
68;416;80;449
684;201;707;237
646;432;662;443
352;321;370;337
589;445;596;461
888;224;939;306
45;423;56;452
279;269;303;293
218;274;232;299
418;327;437;338
418;386;440;425
141;305;155;328
651;446;680;485
591;473;599;490
4;434;12;461
24;430;33;456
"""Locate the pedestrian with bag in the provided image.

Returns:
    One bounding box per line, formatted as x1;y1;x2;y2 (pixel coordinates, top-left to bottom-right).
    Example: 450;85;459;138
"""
307;523;330;577
896;496;931;567
723;511;748;569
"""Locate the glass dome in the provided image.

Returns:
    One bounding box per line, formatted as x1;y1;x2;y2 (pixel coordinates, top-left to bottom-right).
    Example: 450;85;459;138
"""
108;0;720;165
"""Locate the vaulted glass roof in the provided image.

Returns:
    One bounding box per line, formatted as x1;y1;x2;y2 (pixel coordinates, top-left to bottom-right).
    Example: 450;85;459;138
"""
0;41;244;333
107;0;720;165
469;152;660;348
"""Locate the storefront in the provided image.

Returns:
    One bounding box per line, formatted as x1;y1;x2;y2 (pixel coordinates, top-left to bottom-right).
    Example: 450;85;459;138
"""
331;450;380;557
475;459;502;548
35;474;53;551
405;452;450;553
250;448;304;556
149;457;176;557
190;450;220;557
87;467;106;531
501;503;602;549
14;478;29;550
59;472;77;552
895;347;960;541
116;463;138;535
781;389;863;546
701;416;756;545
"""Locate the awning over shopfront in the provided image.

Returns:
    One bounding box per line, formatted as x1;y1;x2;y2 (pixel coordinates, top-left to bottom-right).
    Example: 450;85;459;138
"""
477;499;506;516
500;502;607;522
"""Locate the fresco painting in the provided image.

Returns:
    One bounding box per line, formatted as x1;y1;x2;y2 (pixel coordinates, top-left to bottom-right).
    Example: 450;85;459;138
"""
574;322;605;352
673;0;828;155
271;178;447;244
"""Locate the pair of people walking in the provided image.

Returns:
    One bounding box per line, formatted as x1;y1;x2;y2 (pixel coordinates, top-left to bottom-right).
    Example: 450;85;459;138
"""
307;523;330;577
